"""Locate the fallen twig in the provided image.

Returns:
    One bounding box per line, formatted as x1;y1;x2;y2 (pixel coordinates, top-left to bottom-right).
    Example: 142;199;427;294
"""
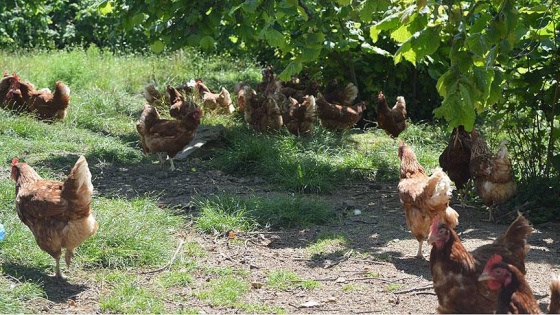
139;239;185;274
393;284;433;294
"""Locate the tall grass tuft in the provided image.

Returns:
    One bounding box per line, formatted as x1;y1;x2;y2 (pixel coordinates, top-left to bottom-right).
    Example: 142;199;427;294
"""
194;193;334;234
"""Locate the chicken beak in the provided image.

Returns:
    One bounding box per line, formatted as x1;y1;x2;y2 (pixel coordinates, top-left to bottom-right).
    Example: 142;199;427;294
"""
478;272;493;282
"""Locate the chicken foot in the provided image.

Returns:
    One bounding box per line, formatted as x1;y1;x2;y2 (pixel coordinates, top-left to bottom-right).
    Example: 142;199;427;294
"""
156;153;176;171
416;241;424;259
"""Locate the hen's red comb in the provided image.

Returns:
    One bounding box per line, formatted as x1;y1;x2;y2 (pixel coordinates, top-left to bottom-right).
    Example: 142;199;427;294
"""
487;254;503;268
11;158;18;166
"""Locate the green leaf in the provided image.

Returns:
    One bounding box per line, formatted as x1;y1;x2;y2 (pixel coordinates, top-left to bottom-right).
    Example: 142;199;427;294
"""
394;27;440;64
466;33;489;57
486;70;504;108
242;0;259;13
394;41;414;64
304;32;325;49
299;46;322;62
149;40;165;54
472;67;494;105
279;61;303;81
200;36;216;51
98;1;113;15
336;0;352;6
434;77;477;130
265;29;286;49
369;11;401;43
400;4;417;24
360;0;377;23
390;23;412;43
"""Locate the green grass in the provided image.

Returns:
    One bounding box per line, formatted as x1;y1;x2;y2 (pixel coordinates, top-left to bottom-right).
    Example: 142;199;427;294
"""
194;193;335;233
99;272;165;313
196;274;249;307
307;232;349;258
266;269;320;291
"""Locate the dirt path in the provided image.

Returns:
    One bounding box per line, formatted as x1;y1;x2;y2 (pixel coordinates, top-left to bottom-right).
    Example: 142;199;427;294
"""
27;158;560;313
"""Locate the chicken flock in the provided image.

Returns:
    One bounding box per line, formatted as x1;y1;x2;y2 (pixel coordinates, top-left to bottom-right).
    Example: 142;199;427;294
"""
2;66;559;314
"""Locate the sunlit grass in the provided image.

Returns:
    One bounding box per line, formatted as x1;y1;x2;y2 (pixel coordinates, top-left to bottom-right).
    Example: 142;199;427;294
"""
99;272;165;313
194;193;334;233
307;232;349;258
195;274;249;307
266;269;320;291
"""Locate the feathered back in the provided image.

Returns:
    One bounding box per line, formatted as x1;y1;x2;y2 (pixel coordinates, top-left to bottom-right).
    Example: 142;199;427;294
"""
470;129;492;159
398;142;426;179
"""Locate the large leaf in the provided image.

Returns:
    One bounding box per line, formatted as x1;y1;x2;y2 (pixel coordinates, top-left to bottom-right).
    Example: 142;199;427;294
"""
369;11;401;43
265;29;286;50
98;1;114;15
199;36;216;51
149;40;165;54
394;27;440;64
434;76;477;130
466;33;490;58
299;46;322;62
278;61;303;81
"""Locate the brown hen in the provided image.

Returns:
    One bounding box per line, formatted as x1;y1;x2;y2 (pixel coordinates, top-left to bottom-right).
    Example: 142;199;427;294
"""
239;84;284;132
377;91;407;137
281;81;319;103
202;87;234;114
11;156;98;278
1;74;70;120
315;92;366;131
439;125;472;190
428;212;533;313
322;79;358;106
470;129;517;221
478;254;541;314
284;95;316;137
168;85;197;119
397;142;459;258
136;104;203;170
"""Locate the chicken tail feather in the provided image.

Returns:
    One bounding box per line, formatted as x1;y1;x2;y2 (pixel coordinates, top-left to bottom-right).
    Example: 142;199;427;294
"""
63;155;93;199
426;168;454;201
549;275;560;314
343;83;358;105
443;206;459;229
495;212;533;265
53;81;70;109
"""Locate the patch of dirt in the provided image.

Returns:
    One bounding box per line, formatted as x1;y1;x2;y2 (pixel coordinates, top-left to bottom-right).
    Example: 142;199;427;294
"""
18;157;560;313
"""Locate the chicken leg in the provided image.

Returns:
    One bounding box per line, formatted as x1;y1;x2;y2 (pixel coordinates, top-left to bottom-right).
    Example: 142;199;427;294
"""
54;255;63;278
484;206;495;223
416;240;424;259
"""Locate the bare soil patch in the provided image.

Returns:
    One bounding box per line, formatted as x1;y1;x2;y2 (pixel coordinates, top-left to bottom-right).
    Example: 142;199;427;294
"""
20;158;560;313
